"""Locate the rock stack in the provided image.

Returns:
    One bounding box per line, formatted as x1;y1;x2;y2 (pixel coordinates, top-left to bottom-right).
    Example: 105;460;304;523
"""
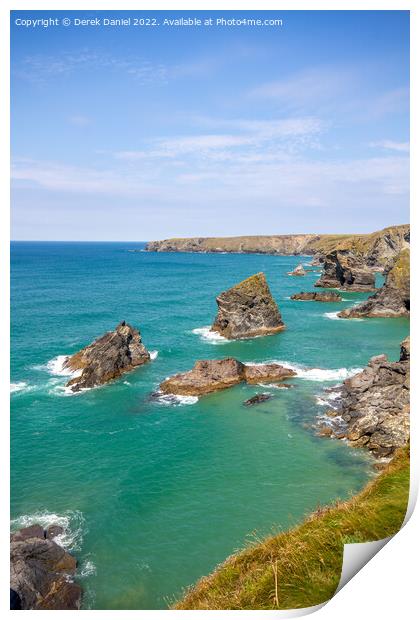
210;272;285;339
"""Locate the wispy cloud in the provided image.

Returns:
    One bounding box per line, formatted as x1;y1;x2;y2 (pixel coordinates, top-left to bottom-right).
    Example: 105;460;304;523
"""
113;116;325;162
13;50;168;85
369;139;410;153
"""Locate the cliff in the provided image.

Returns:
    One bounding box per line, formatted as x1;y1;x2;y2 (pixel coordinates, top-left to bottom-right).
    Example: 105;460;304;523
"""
338;248;410;318
145;225;409;269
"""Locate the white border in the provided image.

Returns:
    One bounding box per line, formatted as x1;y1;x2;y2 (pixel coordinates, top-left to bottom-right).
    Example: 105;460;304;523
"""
2;2;417;618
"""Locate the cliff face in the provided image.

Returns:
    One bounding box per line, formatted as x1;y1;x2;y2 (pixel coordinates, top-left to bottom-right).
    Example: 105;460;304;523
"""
314;250;376;291
338;249;410;318
146;234;317;255
145;225;409;268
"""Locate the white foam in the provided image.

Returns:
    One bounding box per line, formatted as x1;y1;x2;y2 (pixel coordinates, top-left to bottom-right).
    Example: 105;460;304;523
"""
191;326;228;344
10;381;32;394
10;510;85;552
150;350;159;360
78;559;97;578
155;392;199;406
324;311;341;320
254;360;362;383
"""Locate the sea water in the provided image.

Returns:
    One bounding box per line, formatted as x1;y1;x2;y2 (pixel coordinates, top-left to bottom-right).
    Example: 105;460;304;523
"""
10;242;409;609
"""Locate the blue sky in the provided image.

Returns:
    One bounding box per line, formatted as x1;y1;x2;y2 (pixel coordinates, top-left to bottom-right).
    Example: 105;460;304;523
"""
11;10;409;240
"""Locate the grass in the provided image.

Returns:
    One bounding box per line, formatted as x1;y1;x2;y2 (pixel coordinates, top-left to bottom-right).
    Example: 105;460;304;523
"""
174;446;410;610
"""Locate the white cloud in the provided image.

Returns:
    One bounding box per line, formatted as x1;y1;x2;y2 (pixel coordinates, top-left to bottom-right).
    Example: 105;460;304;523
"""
369;140;410;153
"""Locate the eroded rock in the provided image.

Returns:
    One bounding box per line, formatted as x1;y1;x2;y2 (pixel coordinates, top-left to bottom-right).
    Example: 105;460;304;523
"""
315;250;376;291
210;273;285;339
64;321;150;392
291;291;342;302
338;249;410;318
288;264;306;276
321;338;410;457
10;524;81;610
159;359;296;397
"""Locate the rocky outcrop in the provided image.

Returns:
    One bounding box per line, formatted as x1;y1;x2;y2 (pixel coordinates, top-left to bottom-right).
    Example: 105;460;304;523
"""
145;226;409;266
314;250;376;291
323;338;410;457
291;291;342;302
338;249;410;318
64;321;150;392
159;358;296;397
10;524;81;610
210;273;284;339
287;264;306;276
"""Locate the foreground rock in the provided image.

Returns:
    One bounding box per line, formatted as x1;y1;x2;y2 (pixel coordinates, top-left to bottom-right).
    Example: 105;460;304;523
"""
64;321;150;392
323;338;410;457
210;273;285;339
10;524;81;610
291;291;342;302
160;358;296;396
338;249;410;318
315;250;376;291
287;264;306;276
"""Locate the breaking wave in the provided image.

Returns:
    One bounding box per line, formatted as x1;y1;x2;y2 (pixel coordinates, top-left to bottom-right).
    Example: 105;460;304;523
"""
10;509;86;552
191;326;228;344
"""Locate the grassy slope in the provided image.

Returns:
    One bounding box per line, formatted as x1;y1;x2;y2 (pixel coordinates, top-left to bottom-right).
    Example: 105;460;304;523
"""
174;446;410;610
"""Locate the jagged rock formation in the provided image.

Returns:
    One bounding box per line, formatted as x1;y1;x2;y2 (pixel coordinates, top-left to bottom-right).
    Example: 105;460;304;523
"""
338;249;410;318
10;524;81;610
291;291;342;302
159;358;296;397
288;264;306;276
64;321;150;392
314;250;376;291
210;273;284;339
324;338;410;457
145;225;409;268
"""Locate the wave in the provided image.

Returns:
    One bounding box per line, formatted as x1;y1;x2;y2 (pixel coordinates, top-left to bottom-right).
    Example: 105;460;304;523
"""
191;326;228;344
254;360;362;383
10;509;86;552
154;392;199;406
323;311;340;320
150;350;159;360
10;381;34;394
78;559;97;579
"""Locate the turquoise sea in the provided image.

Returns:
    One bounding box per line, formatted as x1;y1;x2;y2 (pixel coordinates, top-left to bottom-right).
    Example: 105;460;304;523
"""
10;242;409;609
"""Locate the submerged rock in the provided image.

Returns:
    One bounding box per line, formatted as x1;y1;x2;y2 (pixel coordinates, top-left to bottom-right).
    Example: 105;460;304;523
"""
160;358;296;397
64;321;150;392
323;338;410;457
291;291;342;302
315;250;376;291
210;272;285;339
287;264;306;276
243;393;272;406
338;249;410;318
10;524;81;610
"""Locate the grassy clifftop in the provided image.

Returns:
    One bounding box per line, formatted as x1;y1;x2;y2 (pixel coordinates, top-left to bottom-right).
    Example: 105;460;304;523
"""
174;446;409;610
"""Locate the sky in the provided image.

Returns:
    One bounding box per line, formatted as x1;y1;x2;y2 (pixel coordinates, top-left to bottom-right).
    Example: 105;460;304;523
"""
11;10;409;241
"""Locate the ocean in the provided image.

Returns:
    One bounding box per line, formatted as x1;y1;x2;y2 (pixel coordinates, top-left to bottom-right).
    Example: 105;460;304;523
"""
10;241;409;609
